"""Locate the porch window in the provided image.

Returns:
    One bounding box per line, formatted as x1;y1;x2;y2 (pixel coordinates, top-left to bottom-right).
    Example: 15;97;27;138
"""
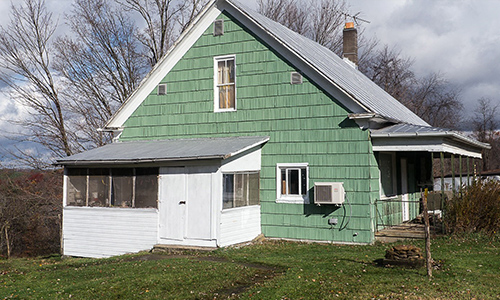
222;172;259;209
66;168;87;206
214;55;236;111
378;152;397;197
276;163;309;203
88;168;110;207
135;168;158;208
111;168;133;207
66;167;158;208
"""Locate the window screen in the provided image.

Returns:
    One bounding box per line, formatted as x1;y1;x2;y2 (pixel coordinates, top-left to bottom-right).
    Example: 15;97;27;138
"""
66;168;87;206
379;153;395;196
223;172;259;209
111;168;133;207
88;168;110;207
135;168;158;208
66;167;158;208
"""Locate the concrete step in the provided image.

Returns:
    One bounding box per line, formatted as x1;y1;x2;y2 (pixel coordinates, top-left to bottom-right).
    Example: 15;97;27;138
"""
151;244;217;254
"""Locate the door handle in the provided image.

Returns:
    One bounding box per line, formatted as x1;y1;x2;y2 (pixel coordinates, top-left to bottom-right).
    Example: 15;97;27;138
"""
179;200;186;205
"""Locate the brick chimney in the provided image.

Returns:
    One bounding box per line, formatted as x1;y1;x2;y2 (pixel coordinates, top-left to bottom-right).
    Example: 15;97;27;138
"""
343;22;358;66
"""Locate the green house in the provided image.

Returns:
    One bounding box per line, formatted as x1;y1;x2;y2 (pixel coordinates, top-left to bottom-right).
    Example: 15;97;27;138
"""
57;0;488;258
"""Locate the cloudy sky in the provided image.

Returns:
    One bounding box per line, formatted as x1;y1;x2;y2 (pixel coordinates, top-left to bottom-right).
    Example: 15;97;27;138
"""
348;0;500;120
0;0;499;163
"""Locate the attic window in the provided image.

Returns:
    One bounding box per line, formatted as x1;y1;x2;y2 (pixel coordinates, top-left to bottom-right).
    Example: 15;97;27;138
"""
213;19;224;36
214;55;236;111
290;72;303;84
157;83;167;95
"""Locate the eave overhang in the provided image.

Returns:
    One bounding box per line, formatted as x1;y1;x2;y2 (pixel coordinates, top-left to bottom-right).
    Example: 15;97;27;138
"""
371;127;490;158
56;136;269;166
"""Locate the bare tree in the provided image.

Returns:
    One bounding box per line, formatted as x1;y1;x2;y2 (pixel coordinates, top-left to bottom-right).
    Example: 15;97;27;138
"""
54;0;149;148
117;0;208;67
362;45;416;104
310;0;347;54
472;98;500;170
0;0;74;158
258;0;308;35
411;73;463;129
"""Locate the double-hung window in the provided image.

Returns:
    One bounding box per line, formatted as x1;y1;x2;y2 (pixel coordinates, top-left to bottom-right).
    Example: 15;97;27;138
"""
276;163;309;203
214;55;236;111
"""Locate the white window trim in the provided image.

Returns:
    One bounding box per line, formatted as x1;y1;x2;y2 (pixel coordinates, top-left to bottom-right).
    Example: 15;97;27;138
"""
276;163;309;204
378;152;398;199
214;55;236;112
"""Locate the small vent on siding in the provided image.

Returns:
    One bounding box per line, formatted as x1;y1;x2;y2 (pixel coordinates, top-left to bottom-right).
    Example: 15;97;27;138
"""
158;83;167;95
213;19;224;36
290;72;303;84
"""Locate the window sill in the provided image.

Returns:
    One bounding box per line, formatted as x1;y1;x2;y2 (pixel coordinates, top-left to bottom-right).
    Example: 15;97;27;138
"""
222;205;260;212
214;108;236;113
276;196;309;204
64;206;158;211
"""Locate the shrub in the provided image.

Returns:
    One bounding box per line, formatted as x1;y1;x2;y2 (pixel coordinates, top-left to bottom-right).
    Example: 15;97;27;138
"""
0;169;62;258
445;179;500;234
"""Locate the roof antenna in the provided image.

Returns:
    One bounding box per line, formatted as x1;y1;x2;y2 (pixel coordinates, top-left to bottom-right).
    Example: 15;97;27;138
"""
338;11;370;26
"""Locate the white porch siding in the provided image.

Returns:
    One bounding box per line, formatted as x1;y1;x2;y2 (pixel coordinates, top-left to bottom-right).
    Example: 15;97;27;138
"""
218;205;261;247
63;207;158;258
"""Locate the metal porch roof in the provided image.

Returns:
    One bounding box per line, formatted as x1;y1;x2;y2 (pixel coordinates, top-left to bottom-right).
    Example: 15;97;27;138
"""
56;136;269;166
371;123;489;158
371;123;490;150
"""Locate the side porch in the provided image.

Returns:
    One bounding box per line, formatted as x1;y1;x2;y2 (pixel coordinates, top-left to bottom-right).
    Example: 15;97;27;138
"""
370;124;489;238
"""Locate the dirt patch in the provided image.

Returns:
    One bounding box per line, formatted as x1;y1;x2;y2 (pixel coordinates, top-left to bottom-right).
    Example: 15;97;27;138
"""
129;253;284;298
213;267;282;299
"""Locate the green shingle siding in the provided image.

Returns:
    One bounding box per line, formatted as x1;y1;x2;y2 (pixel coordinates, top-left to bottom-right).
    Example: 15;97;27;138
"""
121;12;381;243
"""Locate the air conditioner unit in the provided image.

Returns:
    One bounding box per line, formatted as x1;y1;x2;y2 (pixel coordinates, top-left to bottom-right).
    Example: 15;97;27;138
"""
314;182;345;205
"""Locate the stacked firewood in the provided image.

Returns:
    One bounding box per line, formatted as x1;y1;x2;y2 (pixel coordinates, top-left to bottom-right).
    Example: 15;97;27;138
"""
385;245;423;261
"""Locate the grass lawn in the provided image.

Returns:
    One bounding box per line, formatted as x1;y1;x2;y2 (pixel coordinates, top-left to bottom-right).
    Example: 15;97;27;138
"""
1;234;499;299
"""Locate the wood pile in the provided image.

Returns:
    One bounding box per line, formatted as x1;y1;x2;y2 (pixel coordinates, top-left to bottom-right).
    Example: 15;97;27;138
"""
382;245;424;267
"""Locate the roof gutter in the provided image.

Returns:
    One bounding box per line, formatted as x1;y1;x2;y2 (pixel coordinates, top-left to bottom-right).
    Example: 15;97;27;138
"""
371;131;491;150
56;154;227;166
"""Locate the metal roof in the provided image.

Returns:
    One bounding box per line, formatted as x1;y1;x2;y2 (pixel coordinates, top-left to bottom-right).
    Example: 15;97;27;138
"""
56;136;269;166
371;123;490;149
227;0;429;127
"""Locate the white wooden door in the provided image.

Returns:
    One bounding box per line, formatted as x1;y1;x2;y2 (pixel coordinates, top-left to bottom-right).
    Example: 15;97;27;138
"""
159;167;186;240
186;171;212;240
401;158;410;222
159;167;213;242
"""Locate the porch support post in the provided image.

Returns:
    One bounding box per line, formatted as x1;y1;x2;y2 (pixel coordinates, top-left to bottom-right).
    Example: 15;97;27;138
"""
459;155;463;191
467;156;470;186
440;152;445;233
451;154;456;197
